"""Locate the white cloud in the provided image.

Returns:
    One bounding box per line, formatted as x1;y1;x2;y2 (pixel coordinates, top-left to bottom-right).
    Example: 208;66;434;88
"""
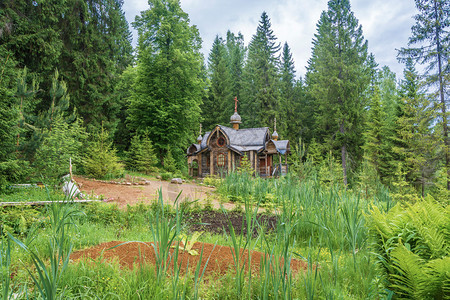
122;0;417;78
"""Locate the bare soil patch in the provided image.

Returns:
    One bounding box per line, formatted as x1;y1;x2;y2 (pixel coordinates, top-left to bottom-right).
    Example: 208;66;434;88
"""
74;175;236;210
70;241;308;278
186;210;277;237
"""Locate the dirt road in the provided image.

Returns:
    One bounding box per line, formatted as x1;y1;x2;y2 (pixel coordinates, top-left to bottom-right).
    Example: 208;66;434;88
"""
74;176;236;210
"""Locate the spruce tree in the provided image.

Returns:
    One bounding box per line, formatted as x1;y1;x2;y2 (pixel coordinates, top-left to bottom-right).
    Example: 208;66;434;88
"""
394;60;440;196
279;42;299;140
306;0;370;186
128;0;205;165
398;0;450;190
225;31;246;101
241;12;281;128
202;35;233;129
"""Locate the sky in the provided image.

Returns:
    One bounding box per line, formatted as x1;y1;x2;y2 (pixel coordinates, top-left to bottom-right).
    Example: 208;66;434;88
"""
122;0;418;79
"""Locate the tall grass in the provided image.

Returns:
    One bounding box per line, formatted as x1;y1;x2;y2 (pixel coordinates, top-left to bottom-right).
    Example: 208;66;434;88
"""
8;186;81;299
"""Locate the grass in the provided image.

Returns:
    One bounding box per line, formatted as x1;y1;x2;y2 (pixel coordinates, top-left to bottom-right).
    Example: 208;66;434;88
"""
1;172;404;299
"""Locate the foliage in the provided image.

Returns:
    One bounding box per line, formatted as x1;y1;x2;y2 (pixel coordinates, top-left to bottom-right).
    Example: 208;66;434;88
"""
241;12;280;129
367;197;449;298
83;126;124;179
306;0;371;185
237;154;254;176
33;116;86;183
129;0;205;162
0;0;133;132
202;35;233;128
10;200;81;299
398;0;450;191
163;148;178;174
125;134;157;174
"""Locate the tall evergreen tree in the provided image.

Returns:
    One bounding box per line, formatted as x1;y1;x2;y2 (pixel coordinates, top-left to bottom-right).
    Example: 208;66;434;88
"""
306;0;370;185
279;42;296;139
59;0;133;132
398;0;450;190
241;12;281;128
0;0;133;133
128;0;205;164
225;31;246;101
394;60;440;196
202;35;232;129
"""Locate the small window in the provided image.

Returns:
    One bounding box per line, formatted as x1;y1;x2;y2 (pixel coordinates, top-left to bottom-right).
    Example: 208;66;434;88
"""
217;153;225;166
217;137;226;147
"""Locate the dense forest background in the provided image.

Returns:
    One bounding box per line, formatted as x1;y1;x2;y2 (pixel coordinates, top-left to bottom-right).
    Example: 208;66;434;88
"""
0;0;448;200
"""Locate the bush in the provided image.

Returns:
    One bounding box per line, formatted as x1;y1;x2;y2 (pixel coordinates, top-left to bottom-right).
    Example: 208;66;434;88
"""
33;116;86;183
367;197;449;299
163;149;177;173
160;172;173;181
125;134;157;174
83;126;124;179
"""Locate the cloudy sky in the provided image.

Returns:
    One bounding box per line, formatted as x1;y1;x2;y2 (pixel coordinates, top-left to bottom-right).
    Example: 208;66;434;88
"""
122;0;418;79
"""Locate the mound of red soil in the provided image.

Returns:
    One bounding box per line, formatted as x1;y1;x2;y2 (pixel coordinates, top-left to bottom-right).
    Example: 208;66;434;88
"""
70;241;308;278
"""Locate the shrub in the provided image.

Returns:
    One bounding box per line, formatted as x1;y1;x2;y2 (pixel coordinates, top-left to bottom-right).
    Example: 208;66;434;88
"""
125;134;157;174
33;116;86;183
163;149;177;173
367;197;449;299
83;126;124;179
160;172;173;181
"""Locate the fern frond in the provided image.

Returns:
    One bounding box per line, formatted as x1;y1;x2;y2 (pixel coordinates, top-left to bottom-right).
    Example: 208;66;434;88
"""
390;244;424;299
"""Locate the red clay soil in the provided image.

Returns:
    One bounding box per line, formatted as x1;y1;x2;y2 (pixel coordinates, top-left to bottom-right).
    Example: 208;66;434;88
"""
70;241;308;278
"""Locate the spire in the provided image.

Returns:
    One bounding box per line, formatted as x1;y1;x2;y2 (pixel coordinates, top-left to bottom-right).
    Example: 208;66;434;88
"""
272;118;278;141
230;96;242;130
197;123;203;144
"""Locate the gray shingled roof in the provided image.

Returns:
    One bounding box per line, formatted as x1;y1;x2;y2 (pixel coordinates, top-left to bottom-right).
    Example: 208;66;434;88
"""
188;125;270;155
272;140;290;154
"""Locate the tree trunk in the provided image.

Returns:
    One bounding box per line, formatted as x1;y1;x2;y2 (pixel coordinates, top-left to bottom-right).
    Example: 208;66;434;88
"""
434;0;449;190
340;121;348;186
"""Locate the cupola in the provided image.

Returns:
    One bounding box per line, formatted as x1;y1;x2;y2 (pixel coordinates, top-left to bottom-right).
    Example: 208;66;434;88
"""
230;96;242;130
272;118;278;141
197;124;203;144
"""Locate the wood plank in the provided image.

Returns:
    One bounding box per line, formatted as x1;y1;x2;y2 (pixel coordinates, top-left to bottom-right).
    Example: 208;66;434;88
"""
0;199;102;207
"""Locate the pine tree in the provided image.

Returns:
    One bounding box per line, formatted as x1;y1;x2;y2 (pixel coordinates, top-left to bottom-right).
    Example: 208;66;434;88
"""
398;0;450;190
279;42;299;140
225;31;246;102
0;0;133;133
83;126;124;179
306;0;370;186
125;134;158;174
241;12;281;128
0;48;29;190
394;60;440;196
202;35;233;129
128;0;205;165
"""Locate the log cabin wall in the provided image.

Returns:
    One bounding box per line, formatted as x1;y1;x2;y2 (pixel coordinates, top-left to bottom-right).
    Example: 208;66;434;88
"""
209;130;229;175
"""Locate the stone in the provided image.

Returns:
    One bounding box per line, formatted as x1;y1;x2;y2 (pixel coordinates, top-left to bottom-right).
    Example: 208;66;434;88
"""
171;178;183;184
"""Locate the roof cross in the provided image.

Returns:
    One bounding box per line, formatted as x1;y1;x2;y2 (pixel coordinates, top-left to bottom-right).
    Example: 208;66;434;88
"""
234;96;238;113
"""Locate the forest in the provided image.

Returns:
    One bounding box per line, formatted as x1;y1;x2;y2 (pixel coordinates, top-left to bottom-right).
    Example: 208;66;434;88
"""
0;0;449;298
0;0;448;198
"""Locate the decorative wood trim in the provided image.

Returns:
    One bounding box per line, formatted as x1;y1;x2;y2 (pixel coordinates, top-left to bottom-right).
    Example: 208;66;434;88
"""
228;150;231;173
210;151;213;175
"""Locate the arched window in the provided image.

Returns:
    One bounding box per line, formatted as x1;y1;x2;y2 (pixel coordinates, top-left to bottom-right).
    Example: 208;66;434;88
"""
217;137;226;147
217;153;225;166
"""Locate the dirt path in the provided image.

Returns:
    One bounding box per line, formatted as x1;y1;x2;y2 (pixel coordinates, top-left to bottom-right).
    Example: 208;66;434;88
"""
74;176;236;210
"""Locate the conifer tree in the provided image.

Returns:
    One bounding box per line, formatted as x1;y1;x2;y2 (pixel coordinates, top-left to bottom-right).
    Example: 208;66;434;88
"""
225;31;246;102
306;0;371;185
241;12;281;128
394;60;440;196
125;134;158;174
202;35;232;129
128;0;205;165
398;0;450;190
279;42;299;140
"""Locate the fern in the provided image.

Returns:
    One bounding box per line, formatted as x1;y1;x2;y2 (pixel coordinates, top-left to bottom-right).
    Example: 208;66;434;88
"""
390;244;424;299
367;197;449;299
